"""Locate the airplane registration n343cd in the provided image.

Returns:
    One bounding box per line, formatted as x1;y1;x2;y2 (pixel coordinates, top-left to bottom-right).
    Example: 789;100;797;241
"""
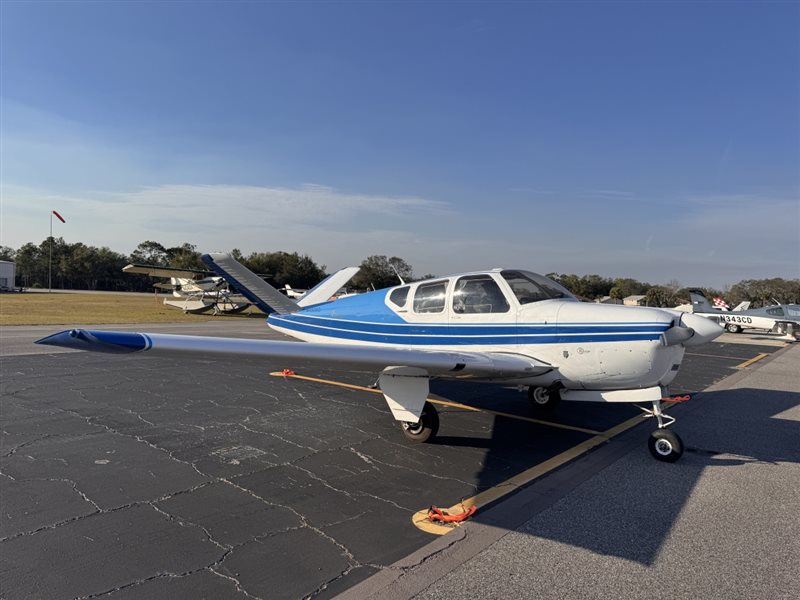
37;256;724;463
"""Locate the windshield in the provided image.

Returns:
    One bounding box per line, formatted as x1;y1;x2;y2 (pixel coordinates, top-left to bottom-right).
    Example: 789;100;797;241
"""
500;270;576;304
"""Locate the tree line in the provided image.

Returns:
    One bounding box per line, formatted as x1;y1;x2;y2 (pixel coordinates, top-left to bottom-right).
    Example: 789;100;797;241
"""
1;239;797;307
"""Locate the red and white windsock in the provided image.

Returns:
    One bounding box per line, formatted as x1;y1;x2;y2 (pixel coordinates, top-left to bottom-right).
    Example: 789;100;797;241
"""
712;296;730;310
52;210;66;223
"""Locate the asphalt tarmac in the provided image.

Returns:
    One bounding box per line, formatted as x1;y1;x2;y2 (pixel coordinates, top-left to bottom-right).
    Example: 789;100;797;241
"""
0;321;791;599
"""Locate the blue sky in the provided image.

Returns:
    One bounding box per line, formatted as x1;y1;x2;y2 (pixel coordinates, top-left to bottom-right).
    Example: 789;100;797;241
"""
1;1;798;288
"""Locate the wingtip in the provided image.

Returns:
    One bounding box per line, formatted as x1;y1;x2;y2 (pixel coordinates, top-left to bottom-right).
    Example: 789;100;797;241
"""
35;329;79;346
34;329;151;353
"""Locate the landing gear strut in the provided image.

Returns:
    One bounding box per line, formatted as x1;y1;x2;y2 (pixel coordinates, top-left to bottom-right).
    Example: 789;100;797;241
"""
640;400;684;462
400;401;439;443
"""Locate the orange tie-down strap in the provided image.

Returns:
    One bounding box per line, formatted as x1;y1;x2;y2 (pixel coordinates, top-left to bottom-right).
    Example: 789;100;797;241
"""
427;504;478;524
663;394;691;403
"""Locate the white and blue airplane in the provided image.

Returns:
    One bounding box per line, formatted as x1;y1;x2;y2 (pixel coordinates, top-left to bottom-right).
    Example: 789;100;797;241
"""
37;259;723;462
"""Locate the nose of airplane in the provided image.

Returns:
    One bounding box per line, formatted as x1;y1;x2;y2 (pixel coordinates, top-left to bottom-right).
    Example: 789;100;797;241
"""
680;312;724;346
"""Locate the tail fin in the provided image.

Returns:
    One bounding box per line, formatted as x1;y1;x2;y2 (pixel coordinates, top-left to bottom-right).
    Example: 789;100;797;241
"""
297;266;360;307
688;290;718;313
201;253;298;315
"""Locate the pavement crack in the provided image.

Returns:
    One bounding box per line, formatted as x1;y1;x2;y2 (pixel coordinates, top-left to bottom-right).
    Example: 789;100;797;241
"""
0;481;213;543
54;404;210;479
148;502;229;551
220;477;364;573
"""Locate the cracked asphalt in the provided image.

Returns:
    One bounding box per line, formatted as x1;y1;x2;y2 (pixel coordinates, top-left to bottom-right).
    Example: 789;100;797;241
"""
0;322;786;599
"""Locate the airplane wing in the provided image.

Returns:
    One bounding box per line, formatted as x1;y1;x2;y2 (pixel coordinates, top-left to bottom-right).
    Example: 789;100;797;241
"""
123;263;217;279
35;329;553;379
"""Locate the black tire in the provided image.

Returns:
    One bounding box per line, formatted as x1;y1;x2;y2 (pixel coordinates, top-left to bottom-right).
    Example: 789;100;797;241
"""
527;386;560;414
648;429;684;462
400;401;439;443
725;323;741;333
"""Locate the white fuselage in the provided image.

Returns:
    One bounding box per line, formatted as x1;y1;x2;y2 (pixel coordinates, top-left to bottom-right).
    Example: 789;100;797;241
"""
268;270;692;393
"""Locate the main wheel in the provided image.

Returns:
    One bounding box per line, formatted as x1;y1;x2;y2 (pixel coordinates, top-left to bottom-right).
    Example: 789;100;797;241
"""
648;429;684;462
400;401;439;443
725;323;741;333
528;386;560;414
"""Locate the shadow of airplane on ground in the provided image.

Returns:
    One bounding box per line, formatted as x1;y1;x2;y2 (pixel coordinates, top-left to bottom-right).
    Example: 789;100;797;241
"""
428;380;799;566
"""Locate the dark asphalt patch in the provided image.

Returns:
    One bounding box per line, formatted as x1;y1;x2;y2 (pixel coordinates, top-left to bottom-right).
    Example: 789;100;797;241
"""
0;341;781;599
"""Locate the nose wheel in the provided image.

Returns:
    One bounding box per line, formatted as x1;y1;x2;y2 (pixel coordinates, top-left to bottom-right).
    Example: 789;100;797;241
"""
640;400;684;462
648;429;684;462
400;401;439;443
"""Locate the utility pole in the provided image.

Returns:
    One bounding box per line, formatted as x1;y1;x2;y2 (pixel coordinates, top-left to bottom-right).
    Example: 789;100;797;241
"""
48;211;53;292
49;210;66;292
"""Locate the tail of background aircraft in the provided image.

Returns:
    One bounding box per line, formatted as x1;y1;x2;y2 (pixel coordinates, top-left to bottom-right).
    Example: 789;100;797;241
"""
201;254;360;315
688;290;721;313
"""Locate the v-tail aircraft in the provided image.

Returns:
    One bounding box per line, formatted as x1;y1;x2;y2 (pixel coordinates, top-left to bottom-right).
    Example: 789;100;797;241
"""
38;256;724;462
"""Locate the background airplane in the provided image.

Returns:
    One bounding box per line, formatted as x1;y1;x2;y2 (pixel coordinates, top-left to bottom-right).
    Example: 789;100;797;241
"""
122;263;249;314
682;290;800;336
39;257;724;463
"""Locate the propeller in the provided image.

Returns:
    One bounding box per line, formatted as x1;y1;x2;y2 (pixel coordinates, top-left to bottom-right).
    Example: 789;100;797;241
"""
663;313;724;347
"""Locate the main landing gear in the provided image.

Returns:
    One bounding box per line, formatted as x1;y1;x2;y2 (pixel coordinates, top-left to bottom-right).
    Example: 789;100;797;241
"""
400;401;439;443
640;400;684;462
527;385;561;414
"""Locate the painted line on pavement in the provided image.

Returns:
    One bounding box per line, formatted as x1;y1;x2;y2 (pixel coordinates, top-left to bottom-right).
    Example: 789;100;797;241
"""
734;353;769;369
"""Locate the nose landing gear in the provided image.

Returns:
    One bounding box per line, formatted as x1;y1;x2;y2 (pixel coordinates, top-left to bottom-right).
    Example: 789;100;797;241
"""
640;400;684;462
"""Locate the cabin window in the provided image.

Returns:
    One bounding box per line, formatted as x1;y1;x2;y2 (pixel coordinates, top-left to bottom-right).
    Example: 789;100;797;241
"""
786;307;800;317
766;307;785;316
453;275;510;314
389;286;409;307
501;270;574;304
413;281;447;313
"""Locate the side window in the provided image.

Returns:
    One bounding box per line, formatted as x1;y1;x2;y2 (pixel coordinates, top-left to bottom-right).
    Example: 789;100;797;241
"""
389;286;409;307
501;272;550;304
766;307;785;316
413;281;447;313
453;275;510;314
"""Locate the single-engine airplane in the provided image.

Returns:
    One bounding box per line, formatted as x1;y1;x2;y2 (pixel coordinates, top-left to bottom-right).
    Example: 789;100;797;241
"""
684;290;800;336
37;259;724;462
122;263;249;314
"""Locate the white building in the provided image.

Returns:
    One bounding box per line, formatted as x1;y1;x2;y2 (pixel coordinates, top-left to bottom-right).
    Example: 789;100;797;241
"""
623;294;647;306
0;260;16;291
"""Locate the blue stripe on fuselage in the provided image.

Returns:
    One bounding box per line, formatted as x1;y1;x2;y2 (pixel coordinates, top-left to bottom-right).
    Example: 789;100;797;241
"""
273;288;670;345
269;314;667;346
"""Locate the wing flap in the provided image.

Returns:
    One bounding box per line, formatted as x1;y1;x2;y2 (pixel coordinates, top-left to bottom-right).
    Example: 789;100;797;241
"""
35;329;551;378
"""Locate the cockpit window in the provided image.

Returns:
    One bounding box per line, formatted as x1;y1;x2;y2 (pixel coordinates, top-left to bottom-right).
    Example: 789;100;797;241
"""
389;286;409;307
413;281;447;313
453;275;510;313
766;307;785;316
500;270;576;304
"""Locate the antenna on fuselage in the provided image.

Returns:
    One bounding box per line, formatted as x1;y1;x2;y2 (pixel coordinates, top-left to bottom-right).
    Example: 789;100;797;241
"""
390;264;406;285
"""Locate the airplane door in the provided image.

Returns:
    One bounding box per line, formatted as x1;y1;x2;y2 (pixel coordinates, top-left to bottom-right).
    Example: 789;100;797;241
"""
407;279;452;348
449;274;515;349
